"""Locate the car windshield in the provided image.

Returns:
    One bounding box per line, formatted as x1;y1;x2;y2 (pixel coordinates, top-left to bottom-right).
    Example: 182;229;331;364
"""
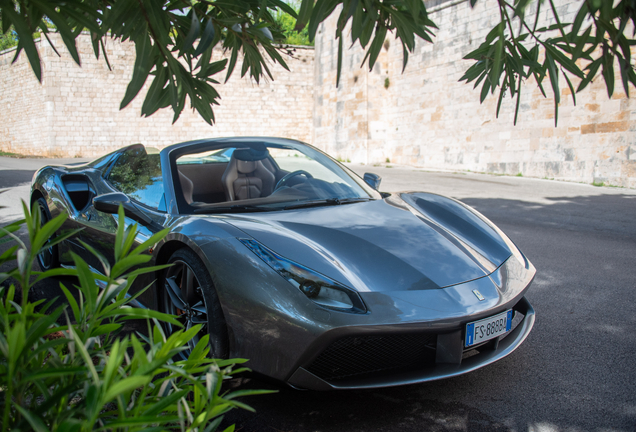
173;141;381;213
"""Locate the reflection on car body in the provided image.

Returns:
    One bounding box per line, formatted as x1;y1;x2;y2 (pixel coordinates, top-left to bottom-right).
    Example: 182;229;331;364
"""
30;137;536;390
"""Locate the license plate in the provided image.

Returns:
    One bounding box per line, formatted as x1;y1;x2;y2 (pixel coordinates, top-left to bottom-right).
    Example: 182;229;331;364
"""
465;310;512;347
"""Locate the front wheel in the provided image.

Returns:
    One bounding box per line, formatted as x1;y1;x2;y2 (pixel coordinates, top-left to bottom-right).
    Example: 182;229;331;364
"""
34;197;59;271
161;248;228;359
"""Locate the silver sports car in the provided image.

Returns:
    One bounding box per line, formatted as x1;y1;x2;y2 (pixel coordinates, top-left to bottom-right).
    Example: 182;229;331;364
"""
30;137;536;390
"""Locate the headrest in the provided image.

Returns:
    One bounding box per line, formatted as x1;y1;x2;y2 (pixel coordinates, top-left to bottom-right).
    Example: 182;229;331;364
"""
233;146;269;162
237;160;257;174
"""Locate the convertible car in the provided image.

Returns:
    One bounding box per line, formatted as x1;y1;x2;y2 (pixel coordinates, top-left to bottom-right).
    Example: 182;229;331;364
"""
30;137;535;390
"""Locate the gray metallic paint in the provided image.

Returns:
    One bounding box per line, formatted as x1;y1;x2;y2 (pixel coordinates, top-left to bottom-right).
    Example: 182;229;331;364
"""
30;138;536;390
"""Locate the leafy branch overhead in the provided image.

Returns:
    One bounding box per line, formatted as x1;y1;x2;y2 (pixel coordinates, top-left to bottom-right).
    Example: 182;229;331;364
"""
1;1;635;126
460;0;636;125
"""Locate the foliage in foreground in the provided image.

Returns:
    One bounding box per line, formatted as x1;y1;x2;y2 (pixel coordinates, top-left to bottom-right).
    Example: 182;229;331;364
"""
0;202;270;431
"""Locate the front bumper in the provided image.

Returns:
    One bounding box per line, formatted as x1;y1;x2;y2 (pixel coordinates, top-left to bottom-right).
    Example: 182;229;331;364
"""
287;296;535;390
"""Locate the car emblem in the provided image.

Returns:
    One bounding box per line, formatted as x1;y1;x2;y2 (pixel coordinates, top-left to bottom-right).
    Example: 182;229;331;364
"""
472;289;485;301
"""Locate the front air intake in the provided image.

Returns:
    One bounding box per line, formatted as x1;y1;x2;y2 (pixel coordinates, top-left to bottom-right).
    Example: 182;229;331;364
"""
306;334;437;382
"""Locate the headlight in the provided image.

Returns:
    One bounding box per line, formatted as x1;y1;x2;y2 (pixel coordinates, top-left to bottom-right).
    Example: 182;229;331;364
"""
239;239;366;313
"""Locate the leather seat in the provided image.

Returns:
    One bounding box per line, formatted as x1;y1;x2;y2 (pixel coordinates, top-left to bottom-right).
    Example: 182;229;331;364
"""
179;171;195;204
222;148;275;201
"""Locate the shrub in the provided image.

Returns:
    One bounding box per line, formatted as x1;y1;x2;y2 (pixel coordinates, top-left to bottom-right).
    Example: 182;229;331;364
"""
0;201;270;431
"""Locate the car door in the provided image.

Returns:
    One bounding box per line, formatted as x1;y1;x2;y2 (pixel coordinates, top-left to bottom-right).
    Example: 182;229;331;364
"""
77;145;167;284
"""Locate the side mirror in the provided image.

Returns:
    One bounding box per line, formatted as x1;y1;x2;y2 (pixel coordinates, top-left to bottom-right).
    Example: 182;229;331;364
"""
363;173;382;190
93;193;154;227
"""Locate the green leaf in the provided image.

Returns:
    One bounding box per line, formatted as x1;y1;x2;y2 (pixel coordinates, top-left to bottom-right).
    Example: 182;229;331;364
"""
602;51;615;98
490;38;504;88
23;366;87;382
31;212;66;255
577;58;602;92
563;70;577;106
485;23;503;45
104;375;151;402
194;19;216;57
103;307;183;327
308;0;340;41
67;319;99;383
617;56;631;98
182;8;200;53
60;283;81;323
570;1;589;37
480;80;491;103
572;26;593;61
114;205;129;261
91;323;122;337
548;0;570;43
33;267;78;285
111;254;152;279
544;51;560;126
4;6;42;81
544;43;585;79
496;86;505;118
366;25;387;71
121;32;155;110
296;0;315;32
78;240;111;276
14;406;51;432
130;227;170;256
71;252;98;309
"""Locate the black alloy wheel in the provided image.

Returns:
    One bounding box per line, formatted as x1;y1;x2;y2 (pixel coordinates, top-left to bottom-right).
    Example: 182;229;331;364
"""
162;248;228;359
35;197;59;271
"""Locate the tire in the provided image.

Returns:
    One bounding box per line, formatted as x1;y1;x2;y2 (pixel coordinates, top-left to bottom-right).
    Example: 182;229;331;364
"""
34;197;60;271
161;248;229;359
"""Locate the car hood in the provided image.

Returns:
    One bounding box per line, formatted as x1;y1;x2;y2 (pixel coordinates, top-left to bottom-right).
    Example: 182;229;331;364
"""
223;192;513;292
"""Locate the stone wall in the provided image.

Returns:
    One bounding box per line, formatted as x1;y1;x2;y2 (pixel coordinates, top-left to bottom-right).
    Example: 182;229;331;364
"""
0;33;314;157
313;0;636;188
0;45;48;155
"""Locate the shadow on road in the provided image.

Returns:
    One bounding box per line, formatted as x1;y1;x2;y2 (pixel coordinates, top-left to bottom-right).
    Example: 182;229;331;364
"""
0;169;36;189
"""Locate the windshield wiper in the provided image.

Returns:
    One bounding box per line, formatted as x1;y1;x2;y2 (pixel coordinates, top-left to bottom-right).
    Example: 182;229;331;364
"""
194;204;272;214
283;197;372;210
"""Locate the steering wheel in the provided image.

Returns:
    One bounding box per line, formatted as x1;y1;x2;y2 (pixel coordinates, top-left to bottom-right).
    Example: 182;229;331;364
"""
274;170;314;190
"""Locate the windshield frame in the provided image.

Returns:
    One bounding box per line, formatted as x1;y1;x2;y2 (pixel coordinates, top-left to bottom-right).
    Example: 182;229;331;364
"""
163;138;382;215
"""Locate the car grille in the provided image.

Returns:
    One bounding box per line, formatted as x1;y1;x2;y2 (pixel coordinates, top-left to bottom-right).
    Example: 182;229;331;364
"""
306;334;437;382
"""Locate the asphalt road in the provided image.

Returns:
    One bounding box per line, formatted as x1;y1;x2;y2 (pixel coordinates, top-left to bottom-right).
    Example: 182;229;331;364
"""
1;157;635;431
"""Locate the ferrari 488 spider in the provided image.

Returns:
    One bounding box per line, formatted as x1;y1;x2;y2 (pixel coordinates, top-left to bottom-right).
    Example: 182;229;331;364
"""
30;137;535;390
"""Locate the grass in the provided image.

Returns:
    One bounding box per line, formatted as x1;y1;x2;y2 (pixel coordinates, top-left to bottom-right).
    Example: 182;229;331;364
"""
0;150;43;158
0;150;21;157
591;181;623;188
516;172;523;177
